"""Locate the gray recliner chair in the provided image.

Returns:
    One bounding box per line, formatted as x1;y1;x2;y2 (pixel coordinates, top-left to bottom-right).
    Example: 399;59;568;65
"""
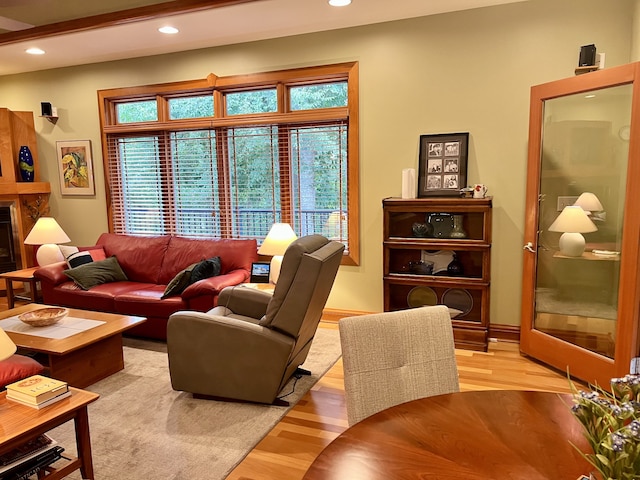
166;235;344;404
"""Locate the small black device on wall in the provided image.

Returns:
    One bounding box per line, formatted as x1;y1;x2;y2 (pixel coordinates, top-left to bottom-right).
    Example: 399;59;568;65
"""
250;262;271;283
579;44;597;67
41;102;52;116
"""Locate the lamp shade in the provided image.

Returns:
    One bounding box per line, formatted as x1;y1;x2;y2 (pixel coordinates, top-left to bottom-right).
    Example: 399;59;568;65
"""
0;328;16;362
258;223;298;284
573;192;604;214
24;217;70;245
549;206;597;234
258;223;298;256
24;217;71;266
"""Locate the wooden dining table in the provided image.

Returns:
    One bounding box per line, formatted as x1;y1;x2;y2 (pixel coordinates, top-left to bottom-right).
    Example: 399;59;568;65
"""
303;390;593;479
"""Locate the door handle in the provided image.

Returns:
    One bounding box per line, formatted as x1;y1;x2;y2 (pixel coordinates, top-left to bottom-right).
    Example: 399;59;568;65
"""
523;242;536;253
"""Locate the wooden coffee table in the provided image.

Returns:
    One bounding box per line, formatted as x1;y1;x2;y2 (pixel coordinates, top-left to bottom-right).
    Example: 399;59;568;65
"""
0;304;146;388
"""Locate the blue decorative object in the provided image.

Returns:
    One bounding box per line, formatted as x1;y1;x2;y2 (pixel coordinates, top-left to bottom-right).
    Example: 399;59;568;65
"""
18;145;34;182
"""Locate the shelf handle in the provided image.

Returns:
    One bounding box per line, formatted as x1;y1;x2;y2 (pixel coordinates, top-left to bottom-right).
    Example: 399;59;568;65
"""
523;242;536;253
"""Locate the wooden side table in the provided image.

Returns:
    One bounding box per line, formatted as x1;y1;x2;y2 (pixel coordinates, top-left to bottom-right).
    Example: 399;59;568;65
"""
0;387;99;479
0;267;41;309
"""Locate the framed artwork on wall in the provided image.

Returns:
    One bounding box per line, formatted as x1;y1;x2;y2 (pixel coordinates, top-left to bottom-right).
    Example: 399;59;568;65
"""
418;132;469;197
56;140;95;195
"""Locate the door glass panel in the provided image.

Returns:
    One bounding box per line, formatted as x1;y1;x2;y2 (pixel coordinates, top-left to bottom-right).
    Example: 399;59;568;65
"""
534;84;631;359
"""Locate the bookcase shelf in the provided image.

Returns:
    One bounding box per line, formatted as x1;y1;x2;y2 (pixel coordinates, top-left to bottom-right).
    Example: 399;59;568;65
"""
383;197;492;351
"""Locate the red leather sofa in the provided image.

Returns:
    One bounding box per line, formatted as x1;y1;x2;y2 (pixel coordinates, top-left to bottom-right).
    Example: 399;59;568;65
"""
34;233;258;340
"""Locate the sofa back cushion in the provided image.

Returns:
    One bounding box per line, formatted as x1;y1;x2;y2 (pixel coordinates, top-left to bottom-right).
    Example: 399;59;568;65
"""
158;236;257;285
96;233;170;284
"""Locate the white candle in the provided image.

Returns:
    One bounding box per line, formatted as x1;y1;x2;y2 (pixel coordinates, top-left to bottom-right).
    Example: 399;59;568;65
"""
401;168;416;199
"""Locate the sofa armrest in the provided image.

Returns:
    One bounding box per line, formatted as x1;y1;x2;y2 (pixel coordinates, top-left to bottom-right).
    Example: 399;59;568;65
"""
33;261;69;286
180;269;249;300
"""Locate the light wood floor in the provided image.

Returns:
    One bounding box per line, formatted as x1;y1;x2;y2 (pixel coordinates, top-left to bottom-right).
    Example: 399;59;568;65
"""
2;297;579;480
226;320;580;480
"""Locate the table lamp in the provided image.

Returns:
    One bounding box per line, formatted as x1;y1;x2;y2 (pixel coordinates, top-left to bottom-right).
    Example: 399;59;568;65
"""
24;217;71;266
549;205;597;257
574;191;605;222
573;192;604;215
257;223;298;284
0;327;16;361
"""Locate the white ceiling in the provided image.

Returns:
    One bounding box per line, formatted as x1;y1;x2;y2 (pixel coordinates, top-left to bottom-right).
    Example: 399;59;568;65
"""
0;0;526;77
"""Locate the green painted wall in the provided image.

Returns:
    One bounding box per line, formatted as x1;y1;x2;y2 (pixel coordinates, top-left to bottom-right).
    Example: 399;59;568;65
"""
0;0;634;325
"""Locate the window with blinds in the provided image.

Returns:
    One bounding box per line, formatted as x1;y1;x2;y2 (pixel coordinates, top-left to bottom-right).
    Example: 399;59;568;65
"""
99;62;359;265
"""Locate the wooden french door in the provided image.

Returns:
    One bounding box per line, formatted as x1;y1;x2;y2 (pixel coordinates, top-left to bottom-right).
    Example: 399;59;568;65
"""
520;62;640;388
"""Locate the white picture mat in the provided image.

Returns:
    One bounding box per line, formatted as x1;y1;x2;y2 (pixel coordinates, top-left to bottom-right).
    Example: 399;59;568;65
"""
0;316;105;339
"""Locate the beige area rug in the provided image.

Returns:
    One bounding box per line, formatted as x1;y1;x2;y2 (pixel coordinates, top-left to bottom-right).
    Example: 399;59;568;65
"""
49;327;341;480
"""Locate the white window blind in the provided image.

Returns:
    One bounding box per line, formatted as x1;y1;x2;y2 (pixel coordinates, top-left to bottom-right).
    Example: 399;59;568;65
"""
106;120;349;247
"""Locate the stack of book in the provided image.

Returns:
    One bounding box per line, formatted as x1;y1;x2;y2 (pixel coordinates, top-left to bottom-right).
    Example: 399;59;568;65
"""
5;375;70;409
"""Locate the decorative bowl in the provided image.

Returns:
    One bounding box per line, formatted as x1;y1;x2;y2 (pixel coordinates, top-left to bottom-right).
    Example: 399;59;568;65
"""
18;307;68;327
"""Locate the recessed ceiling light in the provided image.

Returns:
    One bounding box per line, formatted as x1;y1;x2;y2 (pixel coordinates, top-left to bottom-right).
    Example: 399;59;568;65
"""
329;0;351;6
585;94;596;98
159;26;179;34
25;47;45;55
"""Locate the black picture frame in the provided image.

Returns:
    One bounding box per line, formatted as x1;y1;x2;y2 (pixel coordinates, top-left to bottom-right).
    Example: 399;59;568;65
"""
418;132;469;197
250;262;271;283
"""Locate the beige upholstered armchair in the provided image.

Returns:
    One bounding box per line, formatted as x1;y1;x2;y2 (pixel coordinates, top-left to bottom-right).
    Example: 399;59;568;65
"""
339;306;459;425
167;235;344;405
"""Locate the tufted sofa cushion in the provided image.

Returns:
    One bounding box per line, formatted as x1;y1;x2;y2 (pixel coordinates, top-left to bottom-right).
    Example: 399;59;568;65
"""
158;236;255;285
96;233;170;284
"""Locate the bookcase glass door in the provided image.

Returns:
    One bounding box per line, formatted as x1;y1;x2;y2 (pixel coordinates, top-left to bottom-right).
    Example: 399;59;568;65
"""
521;63;640;388
535;84;630;359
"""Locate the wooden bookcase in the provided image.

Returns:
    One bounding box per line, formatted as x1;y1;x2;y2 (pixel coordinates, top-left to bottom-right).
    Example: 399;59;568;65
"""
383;197;492;351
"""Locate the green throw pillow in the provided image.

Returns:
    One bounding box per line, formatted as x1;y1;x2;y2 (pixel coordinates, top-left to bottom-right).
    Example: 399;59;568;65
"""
161;263;197;299
63;256;128;290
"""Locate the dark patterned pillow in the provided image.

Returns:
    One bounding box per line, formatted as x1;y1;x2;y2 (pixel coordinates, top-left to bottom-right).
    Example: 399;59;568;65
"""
161;263;197;299
189;257;222;284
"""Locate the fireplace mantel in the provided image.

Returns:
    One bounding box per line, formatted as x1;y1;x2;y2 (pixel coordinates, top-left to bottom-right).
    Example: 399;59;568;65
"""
0;109;52;268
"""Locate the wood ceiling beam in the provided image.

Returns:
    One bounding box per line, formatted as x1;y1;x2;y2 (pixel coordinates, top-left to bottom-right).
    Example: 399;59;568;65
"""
0;0;263;46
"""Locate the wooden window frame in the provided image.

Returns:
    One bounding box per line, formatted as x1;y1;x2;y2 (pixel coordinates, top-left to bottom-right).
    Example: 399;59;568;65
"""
98;62;359;265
